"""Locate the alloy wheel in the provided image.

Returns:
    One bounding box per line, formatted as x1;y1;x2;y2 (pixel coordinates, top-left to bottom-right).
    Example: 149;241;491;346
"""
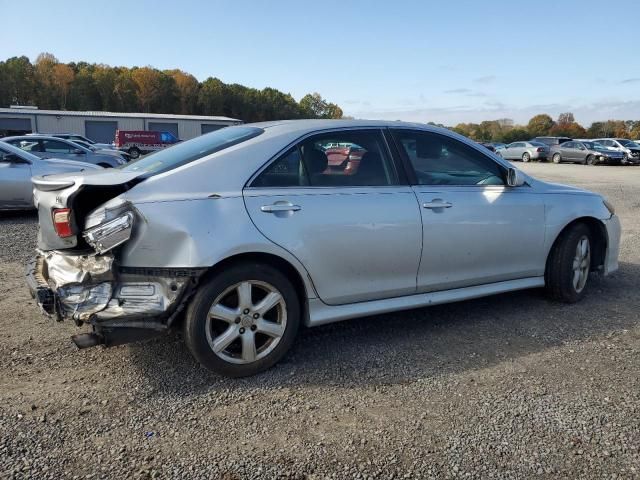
205;280;287;364
572;236;591;293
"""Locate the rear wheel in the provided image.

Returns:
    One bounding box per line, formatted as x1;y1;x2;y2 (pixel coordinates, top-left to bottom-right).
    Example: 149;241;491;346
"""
552;153;562;164
184;263;300;377
545;223;592;303
585;154;596;166
522;152;530;162
128;147;141;159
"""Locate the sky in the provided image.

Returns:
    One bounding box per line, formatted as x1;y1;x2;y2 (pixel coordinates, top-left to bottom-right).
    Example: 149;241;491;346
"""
2;0;640;126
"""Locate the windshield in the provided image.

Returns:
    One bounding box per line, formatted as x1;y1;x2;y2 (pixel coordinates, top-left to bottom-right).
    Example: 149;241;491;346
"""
617;139;633;146
0;141;41;162
119;126;263;176
582;142;596;149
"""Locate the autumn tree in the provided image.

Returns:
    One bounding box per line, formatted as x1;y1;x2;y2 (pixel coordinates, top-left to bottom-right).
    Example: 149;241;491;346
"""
0;53;344;121
299;92;343;119
557;112;575;125
34;52;58;108
132;67;162;112
52;63;74;109
527;114;555;137
168;69;200;114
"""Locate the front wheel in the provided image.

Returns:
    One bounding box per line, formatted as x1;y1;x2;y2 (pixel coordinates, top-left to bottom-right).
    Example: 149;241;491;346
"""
522;152;530;162
552;153;562;164
585;154;596;166
184;263;300;377
545;224;592;303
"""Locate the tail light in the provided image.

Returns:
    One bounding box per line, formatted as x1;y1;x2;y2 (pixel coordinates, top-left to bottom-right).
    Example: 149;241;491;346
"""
52;208;73;237
536;147;545;152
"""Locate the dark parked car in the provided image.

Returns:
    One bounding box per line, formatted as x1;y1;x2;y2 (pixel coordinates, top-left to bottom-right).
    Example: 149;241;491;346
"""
531;136;572;147
550;141;625;165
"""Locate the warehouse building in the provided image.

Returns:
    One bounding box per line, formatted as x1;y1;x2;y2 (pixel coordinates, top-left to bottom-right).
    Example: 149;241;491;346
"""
0;106;242;143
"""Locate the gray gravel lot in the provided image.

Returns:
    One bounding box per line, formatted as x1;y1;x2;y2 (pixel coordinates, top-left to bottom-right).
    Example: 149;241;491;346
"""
1;162;639;479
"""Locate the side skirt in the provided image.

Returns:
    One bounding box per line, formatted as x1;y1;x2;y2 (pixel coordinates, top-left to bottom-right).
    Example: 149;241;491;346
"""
307;277;545;327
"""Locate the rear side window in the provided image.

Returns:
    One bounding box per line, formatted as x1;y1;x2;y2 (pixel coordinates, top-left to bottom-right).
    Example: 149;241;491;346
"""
252;129;398;187
121;126;263;176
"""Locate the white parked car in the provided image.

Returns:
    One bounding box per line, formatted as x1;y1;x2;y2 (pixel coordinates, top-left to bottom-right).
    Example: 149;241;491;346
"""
27;120;621;377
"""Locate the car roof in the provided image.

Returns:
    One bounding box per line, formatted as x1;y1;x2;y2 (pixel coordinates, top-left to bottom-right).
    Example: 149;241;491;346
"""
245;119;433;136
3;135;77;142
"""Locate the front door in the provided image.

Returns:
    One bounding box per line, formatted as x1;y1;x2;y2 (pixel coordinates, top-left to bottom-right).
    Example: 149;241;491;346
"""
244;129;422;305
390;129;546;292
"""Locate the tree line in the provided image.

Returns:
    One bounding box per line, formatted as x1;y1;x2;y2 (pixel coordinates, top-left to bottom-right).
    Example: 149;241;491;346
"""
0;53;344;122
450;113;640;143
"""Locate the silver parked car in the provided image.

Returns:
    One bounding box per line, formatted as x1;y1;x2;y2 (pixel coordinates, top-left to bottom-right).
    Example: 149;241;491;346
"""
27;132;116;150
3;135;127;168
0;141;102;210
498;141;550;162
550;140;625;165
26;120;621;377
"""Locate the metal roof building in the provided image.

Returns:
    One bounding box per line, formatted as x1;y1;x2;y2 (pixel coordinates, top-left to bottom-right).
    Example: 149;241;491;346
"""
0;106;242;143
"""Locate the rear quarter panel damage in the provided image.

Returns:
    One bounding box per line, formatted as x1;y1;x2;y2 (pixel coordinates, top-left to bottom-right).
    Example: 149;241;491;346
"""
118;197;318;299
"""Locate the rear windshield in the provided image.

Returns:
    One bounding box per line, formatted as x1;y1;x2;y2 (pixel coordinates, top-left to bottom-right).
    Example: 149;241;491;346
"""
120;126;263;176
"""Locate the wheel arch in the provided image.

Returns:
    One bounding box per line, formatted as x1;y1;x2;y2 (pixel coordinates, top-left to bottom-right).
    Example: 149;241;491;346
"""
204;251;311;324
545;216;607;275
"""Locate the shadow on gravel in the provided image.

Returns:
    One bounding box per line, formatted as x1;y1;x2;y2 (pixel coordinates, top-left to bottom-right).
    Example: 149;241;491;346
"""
125;261;640;395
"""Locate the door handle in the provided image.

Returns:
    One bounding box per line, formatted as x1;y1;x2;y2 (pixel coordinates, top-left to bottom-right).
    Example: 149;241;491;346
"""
423;200;452;209
260;203;302;213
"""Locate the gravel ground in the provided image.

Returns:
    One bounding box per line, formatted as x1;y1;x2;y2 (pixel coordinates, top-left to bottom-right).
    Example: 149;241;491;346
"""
1;162;639;479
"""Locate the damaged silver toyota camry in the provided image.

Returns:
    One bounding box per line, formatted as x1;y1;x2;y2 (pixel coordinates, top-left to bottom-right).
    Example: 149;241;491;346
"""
27;120;621;377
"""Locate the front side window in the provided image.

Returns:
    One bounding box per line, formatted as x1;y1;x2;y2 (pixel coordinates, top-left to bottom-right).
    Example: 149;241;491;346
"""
252;129;398;188
392;130;505;186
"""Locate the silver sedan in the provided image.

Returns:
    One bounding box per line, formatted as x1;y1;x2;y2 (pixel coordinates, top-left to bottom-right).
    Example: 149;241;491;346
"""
2;135;128;168
0;141;102;210
27;120;620;377
499;141;550;162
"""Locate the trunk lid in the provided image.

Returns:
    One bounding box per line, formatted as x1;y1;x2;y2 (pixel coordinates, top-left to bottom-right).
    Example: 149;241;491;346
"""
32;169;144;250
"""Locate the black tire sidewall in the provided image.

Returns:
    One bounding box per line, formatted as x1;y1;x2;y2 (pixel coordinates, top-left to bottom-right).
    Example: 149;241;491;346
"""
184;263;300;377
545;224;592;303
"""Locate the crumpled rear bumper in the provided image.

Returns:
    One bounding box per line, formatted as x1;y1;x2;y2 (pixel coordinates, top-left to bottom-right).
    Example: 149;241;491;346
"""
26;250;204;347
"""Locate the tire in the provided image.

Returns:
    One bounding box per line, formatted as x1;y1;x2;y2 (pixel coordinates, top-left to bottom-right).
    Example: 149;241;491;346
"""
522;152;530;162
184;262;300;377
552;153;562;164
585;154;596;166
545;223;592;303
128;147;141;159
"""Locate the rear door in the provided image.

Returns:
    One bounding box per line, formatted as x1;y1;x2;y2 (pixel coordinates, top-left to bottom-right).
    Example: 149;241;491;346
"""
243;128;423;305
390;129;546;292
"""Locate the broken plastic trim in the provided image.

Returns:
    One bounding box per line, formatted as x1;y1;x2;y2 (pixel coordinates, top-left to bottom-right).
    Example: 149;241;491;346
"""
83;211;134;254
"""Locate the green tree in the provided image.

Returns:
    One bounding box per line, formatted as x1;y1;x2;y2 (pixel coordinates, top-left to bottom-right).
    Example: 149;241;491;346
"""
501;128;530;143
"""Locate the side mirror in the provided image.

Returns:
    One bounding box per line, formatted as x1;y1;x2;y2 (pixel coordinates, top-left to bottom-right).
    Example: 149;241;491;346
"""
506;167;526;187
0;153;29;164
